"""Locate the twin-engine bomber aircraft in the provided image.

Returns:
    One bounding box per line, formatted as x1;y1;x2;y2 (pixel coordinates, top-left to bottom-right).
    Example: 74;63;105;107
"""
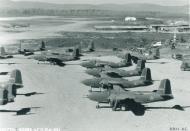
0;42;46;59
79;41;95;53
131;48;160;63
18;41;46;56
81;53;132;68
82;68;152;89
119;48;160;64
86;59;145;77
32;48;80;66
87;79;180;115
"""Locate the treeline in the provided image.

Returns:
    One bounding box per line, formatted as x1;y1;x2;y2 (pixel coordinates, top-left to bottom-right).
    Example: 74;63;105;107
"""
0;8;186;18
0;9;107;17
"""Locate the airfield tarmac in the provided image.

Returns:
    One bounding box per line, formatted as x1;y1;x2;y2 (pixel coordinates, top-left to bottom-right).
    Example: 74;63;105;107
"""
0;50;190;131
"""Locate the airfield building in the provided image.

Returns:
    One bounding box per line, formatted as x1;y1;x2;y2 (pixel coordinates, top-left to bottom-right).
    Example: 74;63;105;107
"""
124;17;137;21
94;26;149;31
95;24;190;32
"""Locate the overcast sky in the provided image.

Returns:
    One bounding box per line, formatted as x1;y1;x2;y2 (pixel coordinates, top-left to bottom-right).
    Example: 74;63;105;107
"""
11;0;189;6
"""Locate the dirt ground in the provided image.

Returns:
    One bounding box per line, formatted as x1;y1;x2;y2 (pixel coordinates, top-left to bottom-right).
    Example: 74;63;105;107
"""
0;49;190;131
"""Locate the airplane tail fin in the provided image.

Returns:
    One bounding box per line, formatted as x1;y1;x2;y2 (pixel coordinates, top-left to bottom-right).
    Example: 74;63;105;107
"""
136;60;145;72
123;53;132;65
40;41;46;51
76;44;82;54
88;41;95;52
156;79;172;95
153;48;160;59
0;88;8;105
72;48;80;59
9;69;23;88
140;68;152;81
1;47;6;56
18;43;22;53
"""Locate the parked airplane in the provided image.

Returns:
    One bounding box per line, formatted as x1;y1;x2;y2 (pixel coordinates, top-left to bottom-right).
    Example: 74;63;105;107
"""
87;41;95;52
81;53;132;68
119;48;160;63
181;60;190;71
87;79;177;115
82;68;152;89
131;48;160;63
0;41;46;58
77;41;95;54
80;41;95;53
32;47;80;66
18;41;46;56
86;59;145;77
0;47;13;59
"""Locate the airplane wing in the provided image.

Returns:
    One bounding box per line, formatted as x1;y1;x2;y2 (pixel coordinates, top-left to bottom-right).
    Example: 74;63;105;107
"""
111;94;145;115
109;84;145;115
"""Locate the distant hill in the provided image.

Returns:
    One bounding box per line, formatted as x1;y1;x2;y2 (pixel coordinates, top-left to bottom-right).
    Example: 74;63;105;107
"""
0;0;188;17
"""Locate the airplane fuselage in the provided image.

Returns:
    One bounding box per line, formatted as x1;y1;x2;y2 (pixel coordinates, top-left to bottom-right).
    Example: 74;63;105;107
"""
82;77;152;89
86;68;141;78
81;60;131;68
88;89;173;105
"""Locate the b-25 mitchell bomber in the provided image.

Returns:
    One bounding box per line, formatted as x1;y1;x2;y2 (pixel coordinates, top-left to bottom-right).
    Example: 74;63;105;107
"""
87;79;179;115
0;41;46;58
32;48;80;66
80;41;95;53
18;41;46;56
131;48;160;63
82;68;152;89
86;59;145;77
81;53;132;68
